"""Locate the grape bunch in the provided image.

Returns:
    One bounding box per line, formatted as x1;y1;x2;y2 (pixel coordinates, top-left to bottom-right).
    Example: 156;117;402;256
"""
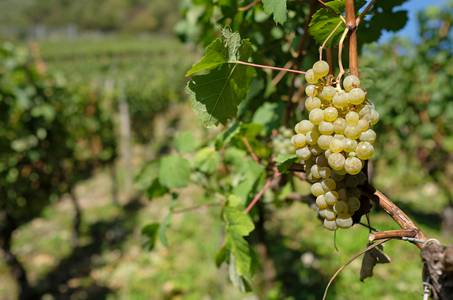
291;60;379;231
272;127;296;156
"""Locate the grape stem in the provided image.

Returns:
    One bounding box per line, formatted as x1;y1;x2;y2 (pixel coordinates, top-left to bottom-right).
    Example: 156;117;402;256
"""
238;0;260;11
241;137;260;163
335;27;349;86
245;170;281;213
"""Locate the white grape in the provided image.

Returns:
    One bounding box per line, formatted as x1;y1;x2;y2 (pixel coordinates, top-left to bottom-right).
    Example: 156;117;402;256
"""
325;191;339;205
316;195;328;209
305;96;321;111
324;107;338;122
343;138;357;153
328;153;345;171
311;182;324;197
369;109;380;125
317;135;333;150
321;178;336;192
305;69;317;84
344;126;360;139
356;119;369;132
356;141;374;160
349;88;366;105
344;157;363;175
305;84;317;97
320;86;336;101
310;164;321;179
343;75;360;92
322;208;336;220
333;92;348;108
323;219;337;231
309;108;324;125
329;138;344;153
360;129;376;143
313;60;329;78
318;121;334;135
319;167;331;179
296;147;311;160
333;118;346;134
345;111;360;125
336;217;353;228
295;120;313;134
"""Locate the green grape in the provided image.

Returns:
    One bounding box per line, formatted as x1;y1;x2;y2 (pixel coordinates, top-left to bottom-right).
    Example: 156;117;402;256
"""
317;134;333;150
309;108;324;125
323;219;337;231
332;92;348;108
325;191;339;205
344;157;363;175
329;138;344;153
333;118;346;134
336;217;353;228
296;147;311;160
328;152;345;170
310;164;321;179
343;138;357;152
349;88;366;105
320;86;336;101
305;84;317;97
344;125;360;139
316;195;328;209
356;119;369;132
321;178;336;192
319;166;331;178
347;196;361;212
313;60;329;78
305;96;321;111
295;120;314;134
334;201;348;214
356;141;374;160
305;68;317;84
311;182;324;196
360;129;376;143
345;111;360;125
324;107;338;121
318;121;334;135
291;134;306;148
343;75;360;92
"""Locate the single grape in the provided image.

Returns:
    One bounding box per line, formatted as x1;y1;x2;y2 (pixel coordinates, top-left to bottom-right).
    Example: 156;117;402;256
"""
369;109;380;125
295;120;314;134
323;208;336;220
333;118;346;134
356;141;374;160
309;108;324;125
360;129;376;143
296;147;311;160
305;68;317;84
343;138;357;153
311;182;324;197
317;134;333;150
291;134;306;148
316;195;328;209
319;167;331;178
320;85;336;101
336;217;353;228
347;196;361;212
310;164;321;179
334;201;348;214
324;149;332;159
345;111;360;125
321;178;336;192
356;119;369;132
359;105;371;118
328;152;345;171
318;121;334;135
344;157;363;175
305;96;322;111
329;138;344;153
323;219;337;231
333;92;348;108
344;126;360;139
313;60;329;78
349;88;366;105
324;107;338;122
325;191;339;205
305;84;317;97
343;75;360;92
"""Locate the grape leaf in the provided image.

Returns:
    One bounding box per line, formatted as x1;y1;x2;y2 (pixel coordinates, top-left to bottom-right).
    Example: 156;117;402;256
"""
186;30;255;127
159;155;191;188
146;178;169;199
262;0;287;24
308;0;345;46
173;131;200;153
141;223;160;251
224;206;255;236
275;153;298;173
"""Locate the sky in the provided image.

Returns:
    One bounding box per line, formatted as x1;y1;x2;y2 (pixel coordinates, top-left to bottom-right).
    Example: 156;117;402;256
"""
380;0;448;42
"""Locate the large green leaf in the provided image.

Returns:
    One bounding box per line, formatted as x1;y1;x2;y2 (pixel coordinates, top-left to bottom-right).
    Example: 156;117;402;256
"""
223;207;254;236
159;155;191;188
308;0;345;46
262;0;287;24
186;30;255;127
275;153;298;173
173;131;201;153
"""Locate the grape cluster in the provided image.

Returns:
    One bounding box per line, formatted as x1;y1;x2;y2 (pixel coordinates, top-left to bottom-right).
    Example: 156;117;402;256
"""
291;60;379;231
272;127;296;156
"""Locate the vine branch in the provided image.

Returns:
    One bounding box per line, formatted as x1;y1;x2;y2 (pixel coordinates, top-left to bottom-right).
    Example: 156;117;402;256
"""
345;0;359;76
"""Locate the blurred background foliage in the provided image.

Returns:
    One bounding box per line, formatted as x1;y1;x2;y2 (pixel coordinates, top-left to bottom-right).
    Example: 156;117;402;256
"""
0;0;452;300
